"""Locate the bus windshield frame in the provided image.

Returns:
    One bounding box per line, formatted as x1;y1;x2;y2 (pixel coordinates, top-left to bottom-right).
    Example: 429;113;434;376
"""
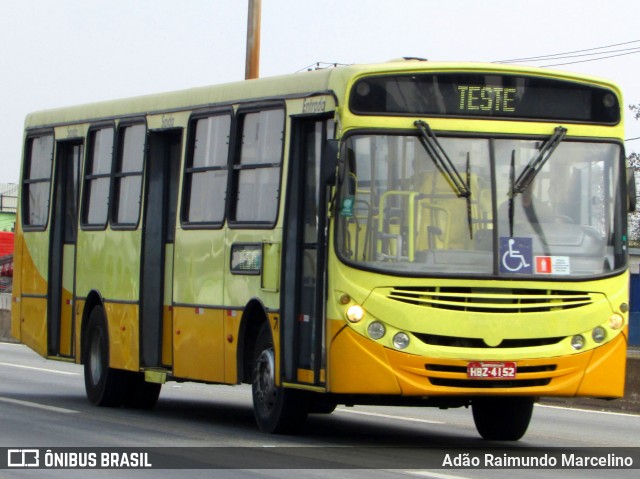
335;130;626;279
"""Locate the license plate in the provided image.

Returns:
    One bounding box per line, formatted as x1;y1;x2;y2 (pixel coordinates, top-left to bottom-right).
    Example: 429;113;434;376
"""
467;361;517;379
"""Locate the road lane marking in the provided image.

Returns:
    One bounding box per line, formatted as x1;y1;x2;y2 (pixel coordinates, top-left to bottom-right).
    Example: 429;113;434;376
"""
0;396;78;414
0;362;80;376
536;403;640;418
403;472;473;479
335;408;445;425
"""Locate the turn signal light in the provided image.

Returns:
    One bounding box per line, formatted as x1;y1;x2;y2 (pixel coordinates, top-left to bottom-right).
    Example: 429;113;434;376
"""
609;314;624;330
346;305;364;323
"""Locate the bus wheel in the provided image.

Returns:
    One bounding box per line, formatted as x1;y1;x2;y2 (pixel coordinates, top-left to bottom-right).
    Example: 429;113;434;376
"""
472;397;534;441
123;372;161;409
83;306;127;407
252;322;308;433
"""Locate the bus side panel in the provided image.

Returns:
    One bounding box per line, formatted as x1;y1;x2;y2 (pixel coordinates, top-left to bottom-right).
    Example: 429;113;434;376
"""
75;230;142;302
162;304;173;367
21;233;49;296
172;229;225;307
224;311;240;384
103;302;140;372
173;306;225;383
20;297;47;357
15;232;49;356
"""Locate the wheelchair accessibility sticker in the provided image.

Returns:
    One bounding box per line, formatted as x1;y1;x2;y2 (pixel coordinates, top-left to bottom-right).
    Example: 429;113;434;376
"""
500;237;533;274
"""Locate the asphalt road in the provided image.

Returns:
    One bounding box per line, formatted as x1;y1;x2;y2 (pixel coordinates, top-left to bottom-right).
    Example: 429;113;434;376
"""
0;342;639;479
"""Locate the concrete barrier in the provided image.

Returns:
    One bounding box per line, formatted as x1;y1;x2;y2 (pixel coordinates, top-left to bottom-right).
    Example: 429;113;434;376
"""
0;293;15;343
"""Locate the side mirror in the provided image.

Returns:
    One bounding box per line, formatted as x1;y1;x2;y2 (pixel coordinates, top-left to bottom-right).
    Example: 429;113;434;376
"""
627;167;637;213
322;139;339;185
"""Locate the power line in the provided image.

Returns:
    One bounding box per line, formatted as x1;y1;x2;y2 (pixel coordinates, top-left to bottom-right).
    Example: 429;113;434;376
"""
540;49;640;67
525;46;640;62
496;39;640;63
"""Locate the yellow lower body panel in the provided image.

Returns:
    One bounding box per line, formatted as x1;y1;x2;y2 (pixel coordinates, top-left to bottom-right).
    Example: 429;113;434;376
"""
58;287;74;357
328;324;627;398
575;327;627;398
74;300;141;371
328;324;402;394
103;303;140;372
19;297;48;357
162;306;173;367
173;307;240;384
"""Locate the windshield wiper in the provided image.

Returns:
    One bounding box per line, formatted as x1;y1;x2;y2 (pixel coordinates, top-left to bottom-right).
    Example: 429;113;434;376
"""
508;150;550;253
414;120;470;198
512;126;567;195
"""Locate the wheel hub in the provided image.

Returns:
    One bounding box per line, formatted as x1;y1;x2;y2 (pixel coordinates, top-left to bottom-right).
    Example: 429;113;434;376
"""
254;348;276;412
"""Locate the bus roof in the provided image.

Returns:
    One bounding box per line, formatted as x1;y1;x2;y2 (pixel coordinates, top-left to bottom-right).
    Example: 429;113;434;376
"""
24;60;622;129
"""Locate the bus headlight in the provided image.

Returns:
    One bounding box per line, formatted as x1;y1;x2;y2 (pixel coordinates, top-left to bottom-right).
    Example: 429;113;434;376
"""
393;332;410;350
346;305;364;323
592;326;606;343
367;321;386;340
571;334;586;350
609;313;624;330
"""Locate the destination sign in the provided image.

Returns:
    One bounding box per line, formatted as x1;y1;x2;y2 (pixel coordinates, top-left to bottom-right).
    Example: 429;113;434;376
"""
457;85;517;113
349;73;619;123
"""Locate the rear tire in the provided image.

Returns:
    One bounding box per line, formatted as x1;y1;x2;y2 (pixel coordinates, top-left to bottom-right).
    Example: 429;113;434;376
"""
123;372;161;409
83;306;127;407
252;322;308;433
472;396;534;441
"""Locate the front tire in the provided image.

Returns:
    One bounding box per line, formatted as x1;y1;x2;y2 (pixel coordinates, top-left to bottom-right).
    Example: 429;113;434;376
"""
252;322;308;433
472;396;534;441
83;306;127;407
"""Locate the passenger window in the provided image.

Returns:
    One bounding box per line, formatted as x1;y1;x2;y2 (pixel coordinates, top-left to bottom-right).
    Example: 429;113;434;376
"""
232;108;284;224
22;134;54;228
82;127;114;227
183;114;231;225
113;124;145;226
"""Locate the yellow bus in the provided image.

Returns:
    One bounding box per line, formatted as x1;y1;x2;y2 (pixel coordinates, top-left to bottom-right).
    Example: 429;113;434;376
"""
12;59;633;440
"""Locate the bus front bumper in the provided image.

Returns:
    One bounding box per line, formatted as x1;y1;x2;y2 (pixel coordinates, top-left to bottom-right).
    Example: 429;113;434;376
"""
328;325;627;399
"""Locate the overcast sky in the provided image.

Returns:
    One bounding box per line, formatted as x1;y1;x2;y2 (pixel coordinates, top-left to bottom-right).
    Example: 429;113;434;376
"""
1;0;639;184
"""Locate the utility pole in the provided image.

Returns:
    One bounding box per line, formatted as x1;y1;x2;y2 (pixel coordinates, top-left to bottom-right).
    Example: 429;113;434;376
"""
245;0;261;80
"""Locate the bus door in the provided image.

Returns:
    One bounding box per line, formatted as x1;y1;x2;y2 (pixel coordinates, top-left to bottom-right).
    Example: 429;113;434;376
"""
282;116;334;386
139;129;182;368
48;139;82;358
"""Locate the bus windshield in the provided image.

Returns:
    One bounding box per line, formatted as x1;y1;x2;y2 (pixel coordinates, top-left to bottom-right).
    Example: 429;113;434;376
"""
336;133;625;277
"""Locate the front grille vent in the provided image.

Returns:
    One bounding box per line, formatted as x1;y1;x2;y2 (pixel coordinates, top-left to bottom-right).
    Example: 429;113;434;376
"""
388;287;593;313
425;364;557;389
414;333;564;349
428;377;551;388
